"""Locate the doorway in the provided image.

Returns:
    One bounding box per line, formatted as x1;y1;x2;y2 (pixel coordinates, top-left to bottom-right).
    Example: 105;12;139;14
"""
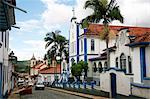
110;73;117;98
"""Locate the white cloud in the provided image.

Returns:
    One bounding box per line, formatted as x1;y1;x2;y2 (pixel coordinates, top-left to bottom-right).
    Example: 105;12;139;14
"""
13;40;46;60
12;0;150;60
41;0;72;29
113;0;150;27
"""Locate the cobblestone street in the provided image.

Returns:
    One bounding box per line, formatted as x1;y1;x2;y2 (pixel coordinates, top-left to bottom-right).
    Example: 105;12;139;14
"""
20;87;87;99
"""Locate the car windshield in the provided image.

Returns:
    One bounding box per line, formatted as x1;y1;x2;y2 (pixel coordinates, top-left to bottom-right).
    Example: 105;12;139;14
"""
37;83;43;85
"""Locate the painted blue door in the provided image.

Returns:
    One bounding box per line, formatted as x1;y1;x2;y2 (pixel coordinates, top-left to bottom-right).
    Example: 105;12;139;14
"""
0;63;2;97
110;73;117;98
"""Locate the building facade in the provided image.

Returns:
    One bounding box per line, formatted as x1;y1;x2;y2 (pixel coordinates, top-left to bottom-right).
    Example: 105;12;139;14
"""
69;15;150;98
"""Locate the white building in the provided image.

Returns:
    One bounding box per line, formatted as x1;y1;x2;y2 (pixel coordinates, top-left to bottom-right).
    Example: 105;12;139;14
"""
0;0;26;97
69;15;150;98
0;30;10;98
39;64;61;83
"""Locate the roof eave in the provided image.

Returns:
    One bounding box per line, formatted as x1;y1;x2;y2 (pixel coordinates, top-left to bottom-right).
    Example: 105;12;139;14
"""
126;42;150;47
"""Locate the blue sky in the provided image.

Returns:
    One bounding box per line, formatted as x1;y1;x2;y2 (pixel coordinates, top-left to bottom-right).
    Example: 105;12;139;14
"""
10;0;150;60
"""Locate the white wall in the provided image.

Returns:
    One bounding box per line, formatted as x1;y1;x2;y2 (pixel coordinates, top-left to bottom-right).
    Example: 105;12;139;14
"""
100;70;131;96
86;37;100;54
40;74;60;83
69;19;77;57
145;46;150;77
132;47;141;83
132;85;150;99
0;30;10;95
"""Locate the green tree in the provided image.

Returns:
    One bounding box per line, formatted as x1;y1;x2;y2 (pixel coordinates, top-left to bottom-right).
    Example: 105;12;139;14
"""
82;0;124;67
71;61;88;80
44;30;69;65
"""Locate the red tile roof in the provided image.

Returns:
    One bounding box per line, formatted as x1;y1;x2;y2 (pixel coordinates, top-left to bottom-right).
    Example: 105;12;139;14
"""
134;32;150;43
85;24;150;37
32;63;45;69
126;32;150;46
39;64;61;74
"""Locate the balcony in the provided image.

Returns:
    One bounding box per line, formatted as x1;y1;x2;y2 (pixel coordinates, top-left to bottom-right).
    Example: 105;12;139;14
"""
0;0;16;31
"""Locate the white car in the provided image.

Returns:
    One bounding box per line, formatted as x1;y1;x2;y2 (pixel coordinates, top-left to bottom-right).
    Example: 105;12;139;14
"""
35;82;45;90
28;81;34;86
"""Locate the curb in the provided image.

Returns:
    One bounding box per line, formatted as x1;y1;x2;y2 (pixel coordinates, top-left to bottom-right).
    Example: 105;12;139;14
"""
48;87;107;99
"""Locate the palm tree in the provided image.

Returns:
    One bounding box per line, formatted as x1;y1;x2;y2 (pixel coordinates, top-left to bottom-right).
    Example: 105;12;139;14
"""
82;0;124;68
44;31;69;65
44;31;59;65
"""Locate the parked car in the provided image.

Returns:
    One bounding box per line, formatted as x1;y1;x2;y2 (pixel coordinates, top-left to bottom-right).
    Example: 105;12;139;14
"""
17;78;25;86
35;82;45;90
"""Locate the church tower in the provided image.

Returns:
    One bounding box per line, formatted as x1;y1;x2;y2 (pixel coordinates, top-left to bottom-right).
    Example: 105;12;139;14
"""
30;54;36;67
69;8;80;67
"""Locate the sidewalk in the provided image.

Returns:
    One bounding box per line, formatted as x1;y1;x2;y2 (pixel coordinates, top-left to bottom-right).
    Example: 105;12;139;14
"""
8;87;20;99
49;87;108;99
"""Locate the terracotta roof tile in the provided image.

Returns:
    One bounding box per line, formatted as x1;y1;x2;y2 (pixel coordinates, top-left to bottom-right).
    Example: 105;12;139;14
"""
85;24;150;37
39;64;61;74
134;32;150;42
33;63;45;69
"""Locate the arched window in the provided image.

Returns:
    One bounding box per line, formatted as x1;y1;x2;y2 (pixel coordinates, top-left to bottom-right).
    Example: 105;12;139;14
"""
93;62;97;72
71;58;75;65
98;62;102;73
91;39;95;51
116;57;118;68
128;56;132;73
120;53;126;72
104;62;107;69
81;40;83;52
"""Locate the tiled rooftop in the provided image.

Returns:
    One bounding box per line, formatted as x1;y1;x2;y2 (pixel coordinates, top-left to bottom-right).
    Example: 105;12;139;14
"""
85;24;150;37
39;64;61;74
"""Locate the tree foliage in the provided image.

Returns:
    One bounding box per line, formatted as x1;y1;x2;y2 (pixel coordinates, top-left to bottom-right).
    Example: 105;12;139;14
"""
44;30;69;64
82;0;124;67
71;61;88;77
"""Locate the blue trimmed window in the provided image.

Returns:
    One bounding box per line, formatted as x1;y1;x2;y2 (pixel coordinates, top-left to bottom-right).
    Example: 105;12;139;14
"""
91;39;95;51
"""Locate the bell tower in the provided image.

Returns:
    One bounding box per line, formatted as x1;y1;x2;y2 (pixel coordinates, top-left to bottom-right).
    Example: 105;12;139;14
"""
69;7;80;67
30;54;36;67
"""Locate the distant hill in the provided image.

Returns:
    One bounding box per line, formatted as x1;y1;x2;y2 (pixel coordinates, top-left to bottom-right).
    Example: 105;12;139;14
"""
15;60;30;73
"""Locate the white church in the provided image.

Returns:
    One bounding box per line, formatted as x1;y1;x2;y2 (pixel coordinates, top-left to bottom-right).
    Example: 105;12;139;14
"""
69;14;150;98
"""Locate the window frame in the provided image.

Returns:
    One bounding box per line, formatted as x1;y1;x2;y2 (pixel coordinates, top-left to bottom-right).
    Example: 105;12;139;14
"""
128;56;132;73
116;57;118;68
120;53;126;72
93;62;97;72
91;39;95;51
98;62;103;73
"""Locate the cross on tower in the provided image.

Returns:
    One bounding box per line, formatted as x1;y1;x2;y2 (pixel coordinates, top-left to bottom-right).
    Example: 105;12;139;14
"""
72;7;75;17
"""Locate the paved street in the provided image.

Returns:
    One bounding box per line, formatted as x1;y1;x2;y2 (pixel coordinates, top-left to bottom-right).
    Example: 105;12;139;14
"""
20;87;87;99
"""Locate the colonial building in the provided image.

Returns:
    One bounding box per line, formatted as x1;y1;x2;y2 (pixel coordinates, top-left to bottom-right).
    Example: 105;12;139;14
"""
0;0;26;97
39;64;61;83
0;0;16;98
30;55;48;76
69;14;150;98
